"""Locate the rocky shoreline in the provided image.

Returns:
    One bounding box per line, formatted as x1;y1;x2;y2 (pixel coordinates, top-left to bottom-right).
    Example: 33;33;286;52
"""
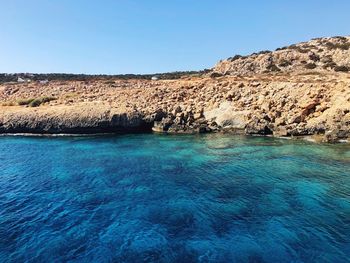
1;72;349;143
0;78;349;143
1;36;349;143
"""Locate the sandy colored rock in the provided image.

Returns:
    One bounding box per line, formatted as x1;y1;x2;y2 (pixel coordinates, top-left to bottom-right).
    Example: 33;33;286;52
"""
0;36;349;142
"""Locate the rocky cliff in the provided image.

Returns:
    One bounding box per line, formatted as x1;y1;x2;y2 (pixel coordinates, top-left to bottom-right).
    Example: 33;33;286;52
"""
1;36;349;142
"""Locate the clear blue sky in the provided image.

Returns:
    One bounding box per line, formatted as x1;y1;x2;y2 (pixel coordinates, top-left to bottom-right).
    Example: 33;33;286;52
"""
1;0;349;74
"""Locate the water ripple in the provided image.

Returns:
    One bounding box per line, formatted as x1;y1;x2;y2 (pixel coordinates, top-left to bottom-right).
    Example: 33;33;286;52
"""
0;135;349;262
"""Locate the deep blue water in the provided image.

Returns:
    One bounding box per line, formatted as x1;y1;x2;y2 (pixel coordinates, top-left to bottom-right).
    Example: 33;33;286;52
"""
0;134;349;263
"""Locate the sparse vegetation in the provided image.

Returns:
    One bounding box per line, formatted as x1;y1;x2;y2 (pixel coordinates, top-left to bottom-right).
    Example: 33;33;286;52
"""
323;62;337;69
298;48;310;53
64;93;78;99
304;63;317;69
104;80;115;85
309;53;320;62
278;60;292;67
210;72;223;78
266;64;281;72
323;61;337;69
1;35;350;142
275;46;288;51
17;96;56;107
214;36;350;76
320;56;337;69
228;55;243;62
2;101;15;106
17;98;35;106
0;70;211;84
288;45;310;53
334;36;348;41
320;55;333;63
256;50;271;55
325;42;350;50
334;65;349;72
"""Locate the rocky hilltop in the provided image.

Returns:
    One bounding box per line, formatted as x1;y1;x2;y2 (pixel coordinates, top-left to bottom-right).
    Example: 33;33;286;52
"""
1;36;349;142
214;36;350;75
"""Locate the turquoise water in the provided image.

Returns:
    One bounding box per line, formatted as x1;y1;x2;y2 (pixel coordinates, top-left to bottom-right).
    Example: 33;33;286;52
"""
0;134;349;262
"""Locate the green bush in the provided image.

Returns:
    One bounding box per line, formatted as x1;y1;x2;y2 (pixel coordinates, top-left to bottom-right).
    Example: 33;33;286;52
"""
278;60;291;67
18;96;56;107
321;56;337;69
334;36;348;41
325;42;350;50
288;45;310;53
304;63;317;69
0;71;210;84
17;98;35;105
309;53;320;62
228;55;243;62
323;61;337;69
334;65;349;72
266;64;281;72
210;72;223;78
29;98;42;107
275;46;288;51
256;50;271;55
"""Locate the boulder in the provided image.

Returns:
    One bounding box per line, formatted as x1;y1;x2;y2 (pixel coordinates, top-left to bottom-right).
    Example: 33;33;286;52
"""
204;102;249;129
152;116;174;132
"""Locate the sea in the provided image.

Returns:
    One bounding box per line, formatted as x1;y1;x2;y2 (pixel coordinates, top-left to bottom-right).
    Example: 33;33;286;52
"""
0;134;349;262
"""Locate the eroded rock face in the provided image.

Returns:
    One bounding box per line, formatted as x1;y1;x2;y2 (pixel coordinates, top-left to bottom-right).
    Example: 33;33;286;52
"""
0;105;150;134
0;36;349;142
204;102;249;131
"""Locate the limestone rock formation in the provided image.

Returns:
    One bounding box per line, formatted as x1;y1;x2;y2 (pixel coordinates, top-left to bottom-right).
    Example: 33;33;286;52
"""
204;102;249;132
0;36;349;142
214;36;350;76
